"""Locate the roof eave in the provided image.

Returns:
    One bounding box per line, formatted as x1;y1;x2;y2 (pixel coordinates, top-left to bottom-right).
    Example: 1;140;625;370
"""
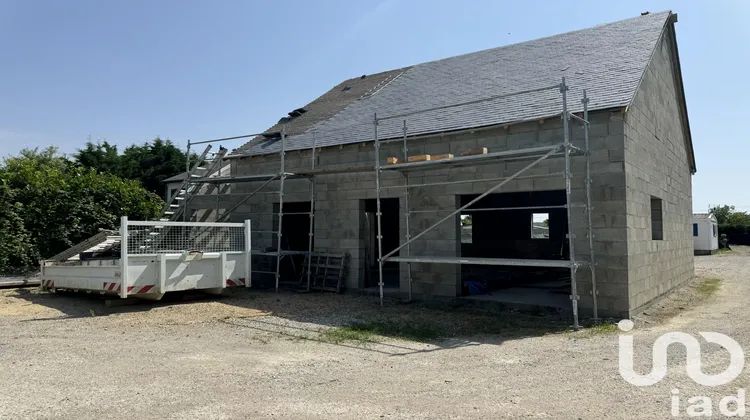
226;106;627;159
666;14;697;174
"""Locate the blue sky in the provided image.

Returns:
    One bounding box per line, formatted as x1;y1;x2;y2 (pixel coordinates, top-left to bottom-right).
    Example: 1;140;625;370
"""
0;0;747;212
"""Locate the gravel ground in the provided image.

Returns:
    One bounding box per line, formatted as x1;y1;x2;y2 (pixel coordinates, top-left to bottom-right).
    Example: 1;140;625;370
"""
1;248;749;419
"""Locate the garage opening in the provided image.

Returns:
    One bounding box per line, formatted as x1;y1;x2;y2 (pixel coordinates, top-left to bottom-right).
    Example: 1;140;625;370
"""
363;198;400;289
459;190;570;309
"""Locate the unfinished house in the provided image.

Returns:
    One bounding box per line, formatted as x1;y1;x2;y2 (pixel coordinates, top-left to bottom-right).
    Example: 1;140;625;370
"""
182;11;695;322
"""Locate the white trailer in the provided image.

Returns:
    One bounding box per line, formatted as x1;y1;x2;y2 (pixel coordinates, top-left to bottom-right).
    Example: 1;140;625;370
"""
41;217;251;299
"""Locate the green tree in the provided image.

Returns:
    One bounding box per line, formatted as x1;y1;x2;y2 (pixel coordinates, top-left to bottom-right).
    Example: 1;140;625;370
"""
0;147;163;273
119;138;189;195
709;205;735;225
74;138;190;198
74;140;120;174
727;211;750;226
710;204;750;226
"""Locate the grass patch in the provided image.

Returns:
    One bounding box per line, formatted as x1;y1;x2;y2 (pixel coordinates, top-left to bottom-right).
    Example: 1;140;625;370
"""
317;299;576;344
696;277;722;297
717;248;734;255
584;322;619;335
320;312;565;344
321;320;446;343
320;325;378;344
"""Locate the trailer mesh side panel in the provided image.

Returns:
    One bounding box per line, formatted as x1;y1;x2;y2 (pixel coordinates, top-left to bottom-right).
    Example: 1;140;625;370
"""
127;224;245;254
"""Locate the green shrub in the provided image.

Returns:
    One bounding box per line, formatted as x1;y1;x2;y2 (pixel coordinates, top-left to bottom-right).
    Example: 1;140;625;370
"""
0;148;163;273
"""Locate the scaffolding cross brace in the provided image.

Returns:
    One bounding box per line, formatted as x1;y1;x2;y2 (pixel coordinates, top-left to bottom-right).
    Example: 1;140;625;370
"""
372;77;597;328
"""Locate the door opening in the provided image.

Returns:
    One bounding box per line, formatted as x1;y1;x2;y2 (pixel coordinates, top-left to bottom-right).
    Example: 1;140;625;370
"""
363;198;400;288
273;201;312;284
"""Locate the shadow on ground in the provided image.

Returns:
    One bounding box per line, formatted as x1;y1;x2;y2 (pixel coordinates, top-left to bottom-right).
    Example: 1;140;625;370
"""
7;287;219;320
7;286;573;355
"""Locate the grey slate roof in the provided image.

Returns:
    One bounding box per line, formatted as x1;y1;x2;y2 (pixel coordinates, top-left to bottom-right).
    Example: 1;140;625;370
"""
693;213;716;220
236;11;674;156
257;68;410;139
162;172;187;183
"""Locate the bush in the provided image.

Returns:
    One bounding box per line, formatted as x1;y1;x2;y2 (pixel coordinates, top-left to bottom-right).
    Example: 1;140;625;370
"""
0;148;163;273
718;224;750;246
710;205;750;246
0;186;36;272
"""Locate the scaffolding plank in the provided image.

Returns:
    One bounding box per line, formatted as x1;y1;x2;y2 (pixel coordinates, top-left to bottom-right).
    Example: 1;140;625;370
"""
386;256;572;268
460;146;488;156
251;250;310;257
294;145;580;177
381;145;562;171
407;154;432;162
191;173;308;184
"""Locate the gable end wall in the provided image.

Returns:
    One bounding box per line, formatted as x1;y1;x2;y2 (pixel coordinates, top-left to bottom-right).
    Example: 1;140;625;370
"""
623;25;694;314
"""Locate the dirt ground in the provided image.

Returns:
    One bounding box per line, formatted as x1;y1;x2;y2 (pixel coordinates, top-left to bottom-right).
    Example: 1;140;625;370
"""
1;248;749;419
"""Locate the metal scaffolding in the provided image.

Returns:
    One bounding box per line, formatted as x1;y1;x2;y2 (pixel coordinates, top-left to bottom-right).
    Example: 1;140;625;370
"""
177;77;598;327
181;128;317;292
372;78;597;328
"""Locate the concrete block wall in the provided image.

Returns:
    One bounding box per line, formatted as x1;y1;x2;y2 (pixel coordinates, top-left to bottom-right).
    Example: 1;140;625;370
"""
228;108;631;317
623;30;694;314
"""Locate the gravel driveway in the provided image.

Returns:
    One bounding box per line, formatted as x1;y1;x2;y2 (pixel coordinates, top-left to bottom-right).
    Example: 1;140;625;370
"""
1;248;748;419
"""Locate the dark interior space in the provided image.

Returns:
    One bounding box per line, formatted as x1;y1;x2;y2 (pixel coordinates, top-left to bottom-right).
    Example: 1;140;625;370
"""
460;190;568;259
363;198;400;288
274;201;312;252
264;201;312;286
459;190;570;305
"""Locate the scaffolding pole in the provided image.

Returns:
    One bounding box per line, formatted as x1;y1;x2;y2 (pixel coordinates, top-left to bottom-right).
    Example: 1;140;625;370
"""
217;175;280;221
175;77;597;327
185;140;191;222
582;90;599;320
306;132;317;291
402;120;413;302
374;114;385;306
409;205;568;214
380;147;559;261
274;127;287;292
177;126;318;291
192;126;315;290
561;77;581;329
368;78;592;327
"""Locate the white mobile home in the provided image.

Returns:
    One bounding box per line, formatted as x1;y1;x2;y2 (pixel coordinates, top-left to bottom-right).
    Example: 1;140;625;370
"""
693;213;718;255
